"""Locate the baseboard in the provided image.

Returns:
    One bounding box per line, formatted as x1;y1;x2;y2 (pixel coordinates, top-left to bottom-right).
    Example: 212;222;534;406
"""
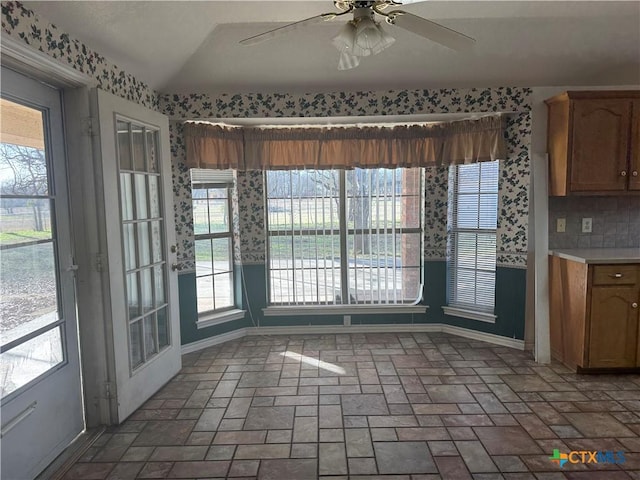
248;324;441;335
439;324;525;350
181;328;248;354
181;323;525;353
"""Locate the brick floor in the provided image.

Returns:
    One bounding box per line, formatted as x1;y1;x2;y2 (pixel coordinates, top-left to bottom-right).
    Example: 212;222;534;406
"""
65;332;640;479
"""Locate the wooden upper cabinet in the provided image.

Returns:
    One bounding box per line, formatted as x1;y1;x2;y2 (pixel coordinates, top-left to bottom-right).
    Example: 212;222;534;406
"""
545;91;640;195
570;99;630;192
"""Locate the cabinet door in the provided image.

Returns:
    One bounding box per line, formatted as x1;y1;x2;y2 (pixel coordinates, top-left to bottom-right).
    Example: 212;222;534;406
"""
630;100;640;191
570;99;631;192
588;286;638;368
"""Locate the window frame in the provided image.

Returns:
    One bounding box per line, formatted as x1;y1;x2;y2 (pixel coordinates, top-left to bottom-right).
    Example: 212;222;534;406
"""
445;160;499;322
265;167;425;309
191;175;236;317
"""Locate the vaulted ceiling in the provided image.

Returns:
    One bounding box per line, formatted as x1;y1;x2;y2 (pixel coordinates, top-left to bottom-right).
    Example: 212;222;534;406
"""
25;1;640;94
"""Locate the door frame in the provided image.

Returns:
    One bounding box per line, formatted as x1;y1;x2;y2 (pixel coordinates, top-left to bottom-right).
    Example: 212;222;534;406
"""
2;37;119;427
0;65;86;480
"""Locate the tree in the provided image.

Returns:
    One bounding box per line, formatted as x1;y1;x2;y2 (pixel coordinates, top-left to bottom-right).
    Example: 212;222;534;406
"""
349;169;373;254
0;143;48;230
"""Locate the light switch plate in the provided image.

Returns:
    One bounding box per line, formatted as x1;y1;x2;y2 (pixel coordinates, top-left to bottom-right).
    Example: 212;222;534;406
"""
582;218;593;233
556;218;566;233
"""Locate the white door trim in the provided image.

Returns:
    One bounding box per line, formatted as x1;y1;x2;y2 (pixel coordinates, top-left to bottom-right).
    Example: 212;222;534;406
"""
0;36;94;88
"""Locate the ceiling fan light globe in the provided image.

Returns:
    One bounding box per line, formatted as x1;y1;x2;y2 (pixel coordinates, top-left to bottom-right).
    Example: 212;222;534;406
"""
351;43;372;57
337;52;360;70
332;22;357;53
370;25;395;55
354;17;383;51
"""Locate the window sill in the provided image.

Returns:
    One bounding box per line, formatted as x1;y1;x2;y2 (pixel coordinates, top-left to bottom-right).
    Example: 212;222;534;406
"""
442;306;497;324
197;309;245;329
263;305;428;317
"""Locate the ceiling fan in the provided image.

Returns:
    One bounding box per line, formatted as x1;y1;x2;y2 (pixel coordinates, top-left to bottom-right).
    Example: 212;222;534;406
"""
240;0;475;70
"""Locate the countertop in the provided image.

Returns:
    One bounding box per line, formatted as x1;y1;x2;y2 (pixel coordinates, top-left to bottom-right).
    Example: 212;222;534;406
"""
549;248;640;264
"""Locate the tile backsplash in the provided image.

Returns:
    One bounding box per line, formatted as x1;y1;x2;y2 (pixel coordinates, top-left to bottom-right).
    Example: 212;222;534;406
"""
548;196;640;249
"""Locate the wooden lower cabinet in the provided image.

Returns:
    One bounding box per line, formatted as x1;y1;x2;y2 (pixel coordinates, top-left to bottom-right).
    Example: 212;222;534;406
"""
549;257;640;371
589;286;639;368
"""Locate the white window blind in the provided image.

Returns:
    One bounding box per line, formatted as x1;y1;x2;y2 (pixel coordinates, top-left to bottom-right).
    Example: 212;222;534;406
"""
447;161;499;312
266;168;424;306
191;168;234;184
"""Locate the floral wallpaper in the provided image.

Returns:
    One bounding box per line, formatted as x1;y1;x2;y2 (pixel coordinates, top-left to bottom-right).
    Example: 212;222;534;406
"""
1;1;158;109
1;0;532;270
168;121;196;270
423;167;449;260
161;87;532;269
234;171;265;265
498;113;531;267
160;87;531;119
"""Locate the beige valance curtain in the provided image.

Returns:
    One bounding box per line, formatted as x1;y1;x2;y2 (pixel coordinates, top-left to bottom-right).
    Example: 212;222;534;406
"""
184;115;505;170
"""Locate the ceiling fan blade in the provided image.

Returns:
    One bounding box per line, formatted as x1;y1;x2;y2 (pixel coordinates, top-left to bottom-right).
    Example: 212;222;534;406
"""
388;11;475;51
240;13;337;46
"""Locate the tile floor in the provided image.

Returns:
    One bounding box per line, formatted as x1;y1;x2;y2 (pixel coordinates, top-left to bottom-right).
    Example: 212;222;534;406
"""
64;332;640;479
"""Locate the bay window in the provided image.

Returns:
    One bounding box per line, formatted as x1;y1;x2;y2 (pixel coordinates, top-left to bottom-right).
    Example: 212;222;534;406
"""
266;167;423;307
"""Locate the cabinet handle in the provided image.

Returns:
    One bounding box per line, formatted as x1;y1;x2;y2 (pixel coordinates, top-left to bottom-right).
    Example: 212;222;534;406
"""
608;273;624;278
632;303;638;309
633;171;639;177
620;171;627;177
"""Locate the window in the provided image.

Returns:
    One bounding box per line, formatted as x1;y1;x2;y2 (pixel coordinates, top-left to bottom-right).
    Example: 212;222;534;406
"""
447;161;499;317
266;168;423;306
191;169;235;314
0;100;64;397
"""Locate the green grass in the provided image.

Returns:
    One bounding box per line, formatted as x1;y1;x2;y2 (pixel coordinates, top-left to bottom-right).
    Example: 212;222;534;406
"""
194;237;232;262
0;242;56;280
0;229;51;245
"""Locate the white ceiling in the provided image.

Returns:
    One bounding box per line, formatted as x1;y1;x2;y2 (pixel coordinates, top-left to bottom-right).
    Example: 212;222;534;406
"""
24;1;640;95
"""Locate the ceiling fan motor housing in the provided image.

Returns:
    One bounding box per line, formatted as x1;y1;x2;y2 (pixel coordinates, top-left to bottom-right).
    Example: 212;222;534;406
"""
334;0;396;13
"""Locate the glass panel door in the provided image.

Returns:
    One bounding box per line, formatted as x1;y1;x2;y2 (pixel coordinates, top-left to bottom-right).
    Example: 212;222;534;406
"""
0;67;84;480
93;88;180;423
116;120;169;371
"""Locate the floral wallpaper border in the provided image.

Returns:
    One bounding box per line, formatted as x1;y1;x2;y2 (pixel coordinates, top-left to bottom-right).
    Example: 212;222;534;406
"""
160;87;531;120
1;1;158;109
164;87;532;270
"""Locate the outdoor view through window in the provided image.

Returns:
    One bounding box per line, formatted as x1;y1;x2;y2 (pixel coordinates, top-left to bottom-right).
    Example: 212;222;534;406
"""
266;168;423;306
0;98;63;398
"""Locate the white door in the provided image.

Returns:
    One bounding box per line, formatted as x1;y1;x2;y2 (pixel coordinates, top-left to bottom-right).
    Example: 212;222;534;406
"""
0;68;84;479
92;89;181;423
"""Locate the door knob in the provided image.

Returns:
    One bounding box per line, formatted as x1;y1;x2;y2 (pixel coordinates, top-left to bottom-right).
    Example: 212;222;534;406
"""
171;263;182;271
632;302;638;309
621;171;627;177
633;171;638;177
170;245;178;253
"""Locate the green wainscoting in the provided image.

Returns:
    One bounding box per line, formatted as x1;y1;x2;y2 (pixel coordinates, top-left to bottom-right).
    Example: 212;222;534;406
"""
178;270;251;345
429;261;527;340
178;262;527;345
